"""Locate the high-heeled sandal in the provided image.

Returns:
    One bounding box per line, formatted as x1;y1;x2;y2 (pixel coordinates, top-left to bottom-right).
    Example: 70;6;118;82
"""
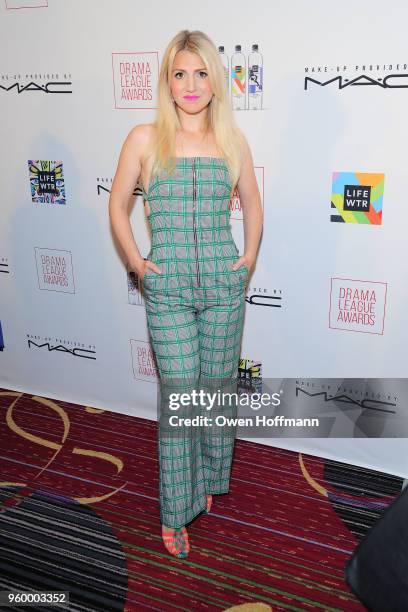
162;525;189;558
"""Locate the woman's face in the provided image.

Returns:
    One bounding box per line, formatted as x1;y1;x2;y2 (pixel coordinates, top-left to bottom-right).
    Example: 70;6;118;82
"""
170;49;213;115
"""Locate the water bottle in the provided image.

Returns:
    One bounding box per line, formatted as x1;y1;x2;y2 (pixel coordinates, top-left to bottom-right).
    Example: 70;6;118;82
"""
218;45;230;99
248;44;263;110
231;44;246;110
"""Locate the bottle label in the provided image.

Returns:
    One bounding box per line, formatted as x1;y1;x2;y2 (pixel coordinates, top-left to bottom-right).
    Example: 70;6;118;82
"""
232;65;246;94
249;65;263;93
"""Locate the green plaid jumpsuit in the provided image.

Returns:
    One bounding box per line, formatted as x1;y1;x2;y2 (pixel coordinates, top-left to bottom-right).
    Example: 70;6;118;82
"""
142;156;247;528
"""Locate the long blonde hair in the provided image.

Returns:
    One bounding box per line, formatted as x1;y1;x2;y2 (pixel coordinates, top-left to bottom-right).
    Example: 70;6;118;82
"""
147;30;246;189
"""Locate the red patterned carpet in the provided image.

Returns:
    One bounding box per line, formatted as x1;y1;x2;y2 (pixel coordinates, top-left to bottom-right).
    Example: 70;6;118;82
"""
0;388;401;611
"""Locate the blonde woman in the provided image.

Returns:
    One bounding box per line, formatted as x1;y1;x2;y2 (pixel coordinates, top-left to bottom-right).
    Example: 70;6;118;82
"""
109;30;263;558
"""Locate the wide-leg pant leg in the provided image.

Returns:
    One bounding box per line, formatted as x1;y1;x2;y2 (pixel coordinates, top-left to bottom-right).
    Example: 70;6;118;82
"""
197;289;246;496
144;290;210;528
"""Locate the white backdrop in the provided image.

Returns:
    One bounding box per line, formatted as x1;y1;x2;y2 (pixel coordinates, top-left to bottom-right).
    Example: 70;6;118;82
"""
1;0;407;478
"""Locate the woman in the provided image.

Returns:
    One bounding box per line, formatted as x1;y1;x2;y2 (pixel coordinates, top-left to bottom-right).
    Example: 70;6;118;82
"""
109;30;263;558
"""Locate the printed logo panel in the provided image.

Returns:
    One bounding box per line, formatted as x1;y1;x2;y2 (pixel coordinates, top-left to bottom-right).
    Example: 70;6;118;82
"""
329;277;387;335
112;52;159;109
29;160;65;205
331;172;384;224
130;339;158;382
35;248;75;293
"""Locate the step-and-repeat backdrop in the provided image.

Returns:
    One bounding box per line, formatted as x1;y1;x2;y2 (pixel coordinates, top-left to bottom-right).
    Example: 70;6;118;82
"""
1;0;407;478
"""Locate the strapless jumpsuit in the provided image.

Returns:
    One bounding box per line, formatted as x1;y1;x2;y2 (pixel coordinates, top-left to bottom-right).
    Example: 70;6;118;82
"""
141;156;247;528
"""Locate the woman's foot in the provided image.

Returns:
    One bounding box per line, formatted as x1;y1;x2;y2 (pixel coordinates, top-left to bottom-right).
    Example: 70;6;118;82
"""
206;494;213;513
162;524;189;558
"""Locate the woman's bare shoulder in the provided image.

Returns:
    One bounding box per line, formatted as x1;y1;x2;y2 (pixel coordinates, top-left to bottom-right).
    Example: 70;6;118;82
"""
126;123;155;161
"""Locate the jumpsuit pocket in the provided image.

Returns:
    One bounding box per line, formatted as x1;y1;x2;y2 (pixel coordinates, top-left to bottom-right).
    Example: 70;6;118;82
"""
142;257;167;290
236;264;249;281
142;268;159;287
228;261;248;285
142;257;158;287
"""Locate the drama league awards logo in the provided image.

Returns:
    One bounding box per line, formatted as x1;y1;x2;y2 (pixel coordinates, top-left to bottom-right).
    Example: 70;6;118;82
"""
329;277;387;335
35;248;75;293
112;52;159;109
28;160;65;205
230;166;264;221
131;340;158;382
331;172;384;224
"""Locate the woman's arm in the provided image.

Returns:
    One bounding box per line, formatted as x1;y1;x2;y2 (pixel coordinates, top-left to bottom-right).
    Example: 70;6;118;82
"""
108;124;160;277
233;137;263;272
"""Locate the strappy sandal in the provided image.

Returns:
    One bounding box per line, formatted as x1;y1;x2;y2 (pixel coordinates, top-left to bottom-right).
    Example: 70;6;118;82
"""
162;525;189;558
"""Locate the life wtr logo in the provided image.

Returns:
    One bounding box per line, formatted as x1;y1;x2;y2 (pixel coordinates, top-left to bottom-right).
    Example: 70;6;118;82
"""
343;185;371;211
331;172;384;224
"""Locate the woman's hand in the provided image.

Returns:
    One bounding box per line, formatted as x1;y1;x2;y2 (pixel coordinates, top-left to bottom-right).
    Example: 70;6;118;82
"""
231;253;255;272
129;257;162;280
